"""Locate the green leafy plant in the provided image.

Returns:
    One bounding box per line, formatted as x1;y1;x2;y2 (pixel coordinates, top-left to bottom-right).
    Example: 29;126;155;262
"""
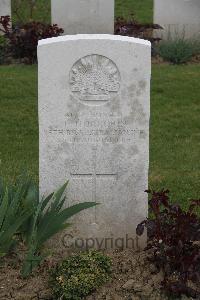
158;37;200;64
0;175;34;257
21;182;97;277
50;250;112;300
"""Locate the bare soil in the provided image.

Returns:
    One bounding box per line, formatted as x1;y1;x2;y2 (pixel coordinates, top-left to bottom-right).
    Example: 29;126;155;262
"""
0;248;198;300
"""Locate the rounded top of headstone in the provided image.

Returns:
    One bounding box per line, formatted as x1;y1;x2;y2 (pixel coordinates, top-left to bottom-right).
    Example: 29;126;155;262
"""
38;34;151;47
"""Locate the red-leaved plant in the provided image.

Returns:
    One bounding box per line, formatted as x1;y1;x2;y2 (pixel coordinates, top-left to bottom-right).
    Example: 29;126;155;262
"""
114;16;162;45
0;15;11;33
137;190;200;298
0;16;64;63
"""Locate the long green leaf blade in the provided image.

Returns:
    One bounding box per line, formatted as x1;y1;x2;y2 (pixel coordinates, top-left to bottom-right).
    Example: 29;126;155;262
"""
0;210;32;253
50;181;69;210
37;223;71;247
58;202;98;220
0;189;9;230
37;202;98;246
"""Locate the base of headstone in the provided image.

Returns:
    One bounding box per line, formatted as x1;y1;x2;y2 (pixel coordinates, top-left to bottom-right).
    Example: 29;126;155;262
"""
154;24;200;40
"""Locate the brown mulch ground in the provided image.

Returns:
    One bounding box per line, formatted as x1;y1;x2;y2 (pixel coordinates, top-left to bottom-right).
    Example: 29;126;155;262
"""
0;248;198;300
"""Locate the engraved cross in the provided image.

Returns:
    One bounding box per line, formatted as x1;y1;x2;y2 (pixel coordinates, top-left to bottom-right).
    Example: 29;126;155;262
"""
70;146;118;205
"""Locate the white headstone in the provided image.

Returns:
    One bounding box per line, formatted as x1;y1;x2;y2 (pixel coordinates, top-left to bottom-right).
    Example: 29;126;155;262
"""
51;0;114;34
0;0;11;33
0;0;11;17
154;0;200;39
38;35;151;250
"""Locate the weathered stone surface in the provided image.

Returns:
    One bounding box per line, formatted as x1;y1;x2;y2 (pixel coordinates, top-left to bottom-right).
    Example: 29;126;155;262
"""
0;0;11;33
38;34;151;250
154;0;200;39
51;0;114;34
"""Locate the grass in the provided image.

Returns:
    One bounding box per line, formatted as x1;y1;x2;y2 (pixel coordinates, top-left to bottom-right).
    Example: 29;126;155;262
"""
11;0;153;24
12;0;51;24
0;65;38;181
115;0;153;23
150;64;200;208
0;64;200;209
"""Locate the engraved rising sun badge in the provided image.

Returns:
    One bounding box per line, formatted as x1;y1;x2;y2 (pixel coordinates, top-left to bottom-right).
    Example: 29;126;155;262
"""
69;54;120;104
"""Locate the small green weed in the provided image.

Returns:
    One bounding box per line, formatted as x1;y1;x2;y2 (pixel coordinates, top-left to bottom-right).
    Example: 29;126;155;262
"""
50;250;112;300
